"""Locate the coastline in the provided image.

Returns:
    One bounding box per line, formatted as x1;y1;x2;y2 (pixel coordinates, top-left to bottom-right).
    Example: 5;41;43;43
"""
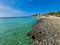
27;17;60;45
32;16;60;19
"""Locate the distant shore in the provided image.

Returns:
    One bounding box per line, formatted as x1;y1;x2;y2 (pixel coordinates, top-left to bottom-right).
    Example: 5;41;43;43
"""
37;17;60;19
32;14;60;19
32;11;60;19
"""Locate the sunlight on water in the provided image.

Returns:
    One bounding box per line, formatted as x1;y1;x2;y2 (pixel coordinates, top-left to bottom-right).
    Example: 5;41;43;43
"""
0;17;38;45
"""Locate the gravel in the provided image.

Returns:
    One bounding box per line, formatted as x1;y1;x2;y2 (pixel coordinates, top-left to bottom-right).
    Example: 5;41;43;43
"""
27;18;60;45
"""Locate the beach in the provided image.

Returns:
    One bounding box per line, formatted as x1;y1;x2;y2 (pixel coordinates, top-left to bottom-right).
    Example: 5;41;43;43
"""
27;17;60;45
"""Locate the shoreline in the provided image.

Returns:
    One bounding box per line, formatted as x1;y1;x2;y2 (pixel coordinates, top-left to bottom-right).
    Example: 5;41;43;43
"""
27;17;60;45
33;16;60;19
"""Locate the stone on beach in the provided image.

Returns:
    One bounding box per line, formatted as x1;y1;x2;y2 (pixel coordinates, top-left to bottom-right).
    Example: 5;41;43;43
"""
27;18;60;45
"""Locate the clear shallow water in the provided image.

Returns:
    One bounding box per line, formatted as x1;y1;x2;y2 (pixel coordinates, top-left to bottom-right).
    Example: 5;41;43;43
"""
0;17;38;45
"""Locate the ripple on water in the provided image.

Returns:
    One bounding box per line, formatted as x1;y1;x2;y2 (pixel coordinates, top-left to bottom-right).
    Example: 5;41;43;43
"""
0;17;38;45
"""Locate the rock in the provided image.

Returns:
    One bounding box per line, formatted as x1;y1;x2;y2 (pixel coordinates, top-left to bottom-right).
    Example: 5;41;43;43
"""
27;18;60;45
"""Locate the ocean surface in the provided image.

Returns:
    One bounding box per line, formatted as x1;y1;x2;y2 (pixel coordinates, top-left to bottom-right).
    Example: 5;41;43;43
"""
0;17;38;45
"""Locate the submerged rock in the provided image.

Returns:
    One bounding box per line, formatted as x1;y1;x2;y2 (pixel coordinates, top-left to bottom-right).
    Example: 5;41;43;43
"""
27;18;60;45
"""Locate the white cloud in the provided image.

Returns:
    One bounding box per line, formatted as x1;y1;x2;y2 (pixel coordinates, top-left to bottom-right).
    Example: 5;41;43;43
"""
0;3;32;17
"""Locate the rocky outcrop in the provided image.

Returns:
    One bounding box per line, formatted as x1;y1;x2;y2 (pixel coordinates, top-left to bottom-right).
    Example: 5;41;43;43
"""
27;18;60;45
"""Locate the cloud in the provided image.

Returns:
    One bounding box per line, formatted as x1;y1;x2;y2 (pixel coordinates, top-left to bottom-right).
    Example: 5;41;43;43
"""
0;3;33;17
0;0;26;6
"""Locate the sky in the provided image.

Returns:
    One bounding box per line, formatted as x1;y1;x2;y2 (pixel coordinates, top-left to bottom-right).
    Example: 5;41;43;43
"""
0;0;60;17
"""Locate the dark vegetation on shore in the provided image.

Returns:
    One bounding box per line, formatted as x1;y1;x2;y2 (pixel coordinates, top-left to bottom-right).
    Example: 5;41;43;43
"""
32;11;60;17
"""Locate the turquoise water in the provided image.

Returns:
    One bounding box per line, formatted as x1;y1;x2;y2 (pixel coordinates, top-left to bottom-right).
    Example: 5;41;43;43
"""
0;17;38;45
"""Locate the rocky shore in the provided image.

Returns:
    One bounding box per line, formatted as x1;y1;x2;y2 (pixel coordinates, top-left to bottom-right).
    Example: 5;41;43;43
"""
27;17;60;45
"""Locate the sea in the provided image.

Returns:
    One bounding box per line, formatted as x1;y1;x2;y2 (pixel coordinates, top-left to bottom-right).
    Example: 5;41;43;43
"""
0;17;38;45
